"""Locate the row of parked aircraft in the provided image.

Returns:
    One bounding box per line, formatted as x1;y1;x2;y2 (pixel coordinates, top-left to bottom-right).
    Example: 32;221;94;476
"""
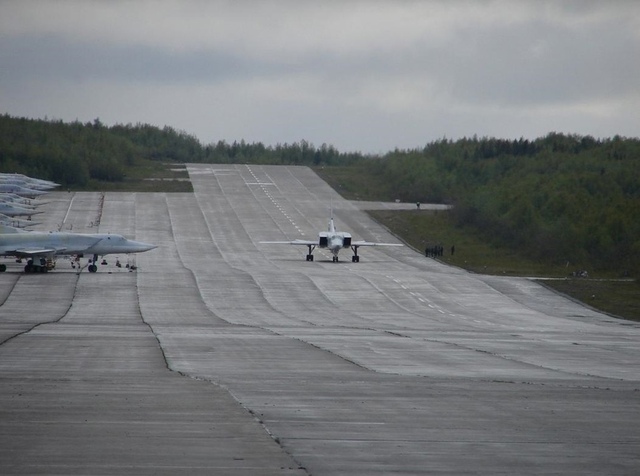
0;173;156;273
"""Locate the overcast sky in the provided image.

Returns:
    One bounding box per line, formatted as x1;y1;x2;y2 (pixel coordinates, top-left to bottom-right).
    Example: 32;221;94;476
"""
1;1;638;154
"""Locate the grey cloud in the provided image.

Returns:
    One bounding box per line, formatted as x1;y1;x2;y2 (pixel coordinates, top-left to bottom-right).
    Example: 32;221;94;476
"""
1;1;638;153
0;35;270;84
438;18;640;106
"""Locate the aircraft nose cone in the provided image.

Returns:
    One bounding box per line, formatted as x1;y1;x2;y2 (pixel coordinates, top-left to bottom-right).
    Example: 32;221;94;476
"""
329;237;343;249
133;241;157;252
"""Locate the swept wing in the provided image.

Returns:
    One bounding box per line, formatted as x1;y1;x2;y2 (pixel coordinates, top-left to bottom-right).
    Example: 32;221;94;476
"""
261;213;402;262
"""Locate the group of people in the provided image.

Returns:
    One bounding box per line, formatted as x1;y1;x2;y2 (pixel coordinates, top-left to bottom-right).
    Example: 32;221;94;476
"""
425;244;455;258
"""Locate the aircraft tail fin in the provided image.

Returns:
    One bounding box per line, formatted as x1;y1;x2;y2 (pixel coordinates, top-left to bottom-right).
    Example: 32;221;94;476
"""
329;208;336;233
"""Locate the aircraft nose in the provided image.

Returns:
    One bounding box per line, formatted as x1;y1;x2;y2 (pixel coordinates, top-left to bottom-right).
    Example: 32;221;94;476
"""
133;241;157;252
330;237;343;249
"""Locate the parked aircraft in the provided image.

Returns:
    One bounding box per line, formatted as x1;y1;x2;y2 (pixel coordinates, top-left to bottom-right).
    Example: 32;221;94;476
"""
0;173;58;194
0;173;59;190
0;173;156;272
0;202;42;217
261;212;402;262
0;175;53;224
0;193;44;207
0;214;40;228
0;184;49;197
0;226;157;273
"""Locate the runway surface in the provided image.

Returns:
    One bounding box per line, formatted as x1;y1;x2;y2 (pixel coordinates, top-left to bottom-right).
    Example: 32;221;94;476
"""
1;164;639;475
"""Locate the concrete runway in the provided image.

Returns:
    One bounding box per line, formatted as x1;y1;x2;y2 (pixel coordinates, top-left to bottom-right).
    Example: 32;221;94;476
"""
1;164;639;475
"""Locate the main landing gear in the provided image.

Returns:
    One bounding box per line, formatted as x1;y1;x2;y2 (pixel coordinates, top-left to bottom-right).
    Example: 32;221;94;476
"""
305;244;315;262
24;257;52;273
302;244;362;263
351;245;361;262
88;254;99;273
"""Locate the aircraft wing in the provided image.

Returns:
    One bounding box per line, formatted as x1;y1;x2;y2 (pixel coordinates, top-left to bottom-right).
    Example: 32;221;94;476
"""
10;247;66;257
260;239;318;246
351;241;403;247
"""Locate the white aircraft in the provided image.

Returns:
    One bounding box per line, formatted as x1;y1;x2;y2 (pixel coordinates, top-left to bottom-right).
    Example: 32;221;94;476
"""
0;214;40;228
0;173;59;190
0;225;157;273
262;212;402;262
0;193;45;207
0;202;42;217
0;184;49;197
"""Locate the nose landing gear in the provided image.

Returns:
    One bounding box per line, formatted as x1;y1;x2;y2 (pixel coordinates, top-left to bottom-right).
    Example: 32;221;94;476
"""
88;254;99;272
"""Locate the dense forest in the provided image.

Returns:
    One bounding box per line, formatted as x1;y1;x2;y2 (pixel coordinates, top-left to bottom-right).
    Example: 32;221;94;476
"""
0;114;363;186
1;114;638;275
359;134;640;275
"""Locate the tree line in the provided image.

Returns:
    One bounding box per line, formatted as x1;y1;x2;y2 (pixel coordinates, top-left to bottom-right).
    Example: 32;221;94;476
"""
0;114;363;186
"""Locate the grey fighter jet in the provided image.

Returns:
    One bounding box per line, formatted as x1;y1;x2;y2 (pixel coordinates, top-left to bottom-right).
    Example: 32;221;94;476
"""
0;226;157;273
